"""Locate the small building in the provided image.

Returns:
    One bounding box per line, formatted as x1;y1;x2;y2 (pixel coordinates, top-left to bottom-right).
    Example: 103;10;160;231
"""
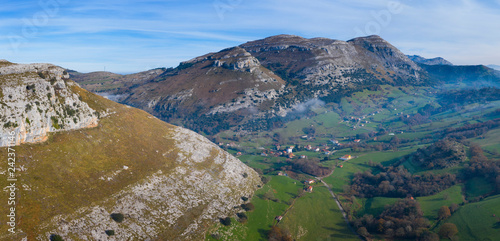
306;186;313;192
339;155;352;161
261;152;268;157
275;216;283;222
305;145;312;150
305;179;315;184
325;151;331;155
354;139;361;143
277;171;287;176
236;152;242;156
339;164;343;168
286;147;293;154
314;147;320;152
301;135;308;140
300;155;307;159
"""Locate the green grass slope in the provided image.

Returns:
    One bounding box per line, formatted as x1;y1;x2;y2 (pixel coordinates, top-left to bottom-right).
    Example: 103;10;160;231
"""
280;186;358;241
444;195;500;241
0;83;260;240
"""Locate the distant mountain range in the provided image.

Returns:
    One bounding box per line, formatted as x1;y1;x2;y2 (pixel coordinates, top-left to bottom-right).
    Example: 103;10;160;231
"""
487;64;500;71
407;55;453;65
70;35;500;135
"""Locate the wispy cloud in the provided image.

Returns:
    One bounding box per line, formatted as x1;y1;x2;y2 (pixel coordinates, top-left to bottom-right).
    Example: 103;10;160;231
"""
1;0;499;73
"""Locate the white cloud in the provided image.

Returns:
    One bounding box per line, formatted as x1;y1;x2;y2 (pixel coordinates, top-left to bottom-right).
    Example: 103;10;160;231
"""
1;0;500;72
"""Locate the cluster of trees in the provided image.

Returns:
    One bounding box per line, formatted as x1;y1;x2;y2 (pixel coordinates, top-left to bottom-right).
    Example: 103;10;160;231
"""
400;113;430;126
267;226;293;241
289;159;332;177
417;88;500;118
403;139;467;169
340;136;412;152
462;144;500;194
353;199;430;239
438;87;500;106
350;167;457;198
443;118;500;140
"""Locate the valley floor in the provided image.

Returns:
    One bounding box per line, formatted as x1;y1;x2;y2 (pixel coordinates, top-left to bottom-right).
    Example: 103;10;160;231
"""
206;85;500;241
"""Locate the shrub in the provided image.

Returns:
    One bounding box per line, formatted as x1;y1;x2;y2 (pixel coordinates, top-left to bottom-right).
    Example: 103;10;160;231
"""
105;230;115;236
261;176;271;184
220;217;231;226
438;223;458;239
110;213;125;223
241;196;249;202
241;203;255;212
49;234;64;241
236;212;248;223
438;206;451;220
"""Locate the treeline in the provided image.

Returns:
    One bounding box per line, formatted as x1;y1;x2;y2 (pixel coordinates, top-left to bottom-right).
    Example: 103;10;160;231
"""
443;118;500;140
438;87;500;106
290;159;332;177
417;87;500;118
350;167;457;198
353;199;430;239
400;113;430;126
401;139;467;169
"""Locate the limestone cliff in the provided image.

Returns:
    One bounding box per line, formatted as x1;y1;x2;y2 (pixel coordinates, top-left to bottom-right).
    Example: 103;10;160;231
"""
0;61;98;146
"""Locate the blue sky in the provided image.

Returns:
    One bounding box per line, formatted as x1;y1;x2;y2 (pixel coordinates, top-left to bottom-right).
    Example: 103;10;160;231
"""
2;0;499;73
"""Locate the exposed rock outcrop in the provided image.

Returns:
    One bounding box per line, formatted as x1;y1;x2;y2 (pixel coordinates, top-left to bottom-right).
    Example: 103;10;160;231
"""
0;63;98;146
38;127;260;240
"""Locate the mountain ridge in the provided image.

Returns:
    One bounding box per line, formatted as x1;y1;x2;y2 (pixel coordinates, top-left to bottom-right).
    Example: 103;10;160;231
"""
70;34;500;135
407;55;453;65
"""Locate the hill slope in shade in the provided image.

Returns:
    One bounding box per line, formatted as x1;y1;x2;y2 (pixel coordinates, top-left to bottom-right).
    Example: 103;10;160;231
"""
487;64;500;71
0;61;261;240
407;55;453;65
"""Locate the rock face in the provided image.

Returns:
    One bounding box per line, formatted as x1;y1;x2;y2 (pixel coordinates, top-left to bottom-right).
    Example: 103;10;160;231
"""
241;35;424;86
39;127;260;240
0;62;98;146
408;55;453;66
0;61;261;240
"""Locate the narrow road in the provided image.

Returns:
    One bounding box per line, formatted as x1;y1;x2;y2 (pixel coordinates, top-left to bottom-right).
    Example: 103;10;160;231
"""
317;178;363;240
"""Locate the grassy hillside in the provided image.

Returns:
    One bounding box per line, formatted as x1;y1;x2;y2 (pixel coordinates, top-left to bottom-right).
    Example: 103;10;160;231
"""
280;186;358;241
0;87;180;237
0;82;260;240
443;194;500;241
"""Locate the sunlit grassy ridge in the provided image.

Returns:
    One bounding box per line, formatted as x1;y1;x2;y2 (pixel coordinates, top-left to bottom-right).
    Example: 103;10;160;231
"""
0;86;185;238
